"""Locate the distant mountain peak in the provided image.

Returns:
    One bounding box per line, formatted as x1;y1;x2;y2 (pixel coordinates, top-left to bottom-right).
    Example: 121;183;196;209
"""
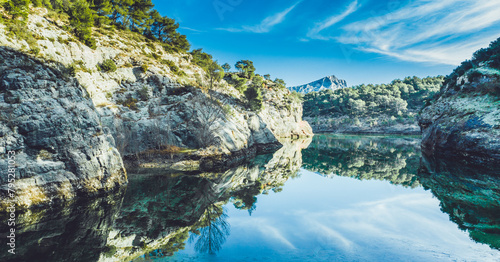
288;75;347;94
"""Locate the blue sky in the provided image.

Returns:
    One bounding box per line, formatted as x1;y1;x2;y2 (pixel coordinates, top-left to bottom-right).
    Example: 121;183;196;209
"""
152;0;500;87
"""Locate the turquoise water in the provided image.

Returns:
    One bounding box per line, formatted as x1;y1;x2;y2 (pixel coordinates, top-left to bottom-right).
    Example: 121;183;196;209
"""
164;171;498;262
2;135;499;262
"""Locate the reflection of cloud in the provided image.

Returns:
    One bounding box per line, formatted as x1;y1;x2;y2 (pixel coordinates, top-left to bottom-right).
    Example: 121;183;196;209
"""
259;224;296;249
230;217;296;249
304;219;353;250
297;192;487;259
355;193;436;207
217;2;301;33
307;0;359;40
335;0;500;64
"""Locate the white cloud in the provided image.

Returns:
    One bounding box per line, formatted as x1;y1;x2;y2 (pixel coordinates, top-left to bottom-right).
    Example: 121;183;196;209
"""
307;0;359;40
336;0;500;65
217;2;301;33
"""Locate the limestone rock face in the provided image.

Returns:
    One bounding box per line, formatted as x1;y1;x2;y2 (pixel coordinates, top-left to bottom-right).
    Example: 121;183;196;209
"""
288;75;347;94
418;73;500;164
0;47;127;209
260;87;313;138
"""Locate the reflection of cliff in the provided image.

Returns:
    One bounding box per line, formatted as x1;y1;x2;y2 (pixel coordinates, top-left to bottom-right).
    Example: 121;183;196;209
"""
102;137;310;261
302;135;421;187
418;156;500;250
0;138;308;262
0;189;125;262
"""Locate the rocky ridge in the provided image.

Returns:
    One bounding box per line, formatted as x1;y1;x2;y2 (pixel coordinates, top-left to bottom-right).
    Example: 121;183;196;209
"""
288;75;347;94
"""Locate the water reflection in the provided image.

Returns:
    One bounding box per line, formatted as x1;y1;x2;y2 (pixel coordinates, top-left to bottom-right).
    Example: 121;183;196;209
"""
2;135;500;261
419;155;500;250
302;135;421;187
188;204;230;254
0;189;125;262
302;134;500;251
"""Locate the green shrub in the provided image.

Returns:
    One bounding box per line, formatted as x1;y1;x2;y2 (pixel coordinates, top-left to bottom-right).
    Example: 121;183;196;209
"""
29;47;40;56
137;86;150;101
68;0;96;49
468;70;484;81
101;59;117;72
244;85;263;111
118;96;138;110
141;64;148;73
66;64;77;77
3;0;30;20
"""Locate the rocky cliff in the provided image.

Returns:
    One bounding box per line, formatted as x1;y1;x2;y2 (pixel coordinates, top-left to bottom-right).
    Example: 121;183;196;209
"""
0;10;311;209
418;40;500;164
288;75;347;94
0;47;127;209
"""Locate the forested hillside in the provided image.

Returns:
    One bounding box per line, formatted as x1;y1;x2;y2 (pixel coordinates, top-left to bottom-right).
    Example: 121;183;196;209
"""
302;76;444;134
2;0;190;51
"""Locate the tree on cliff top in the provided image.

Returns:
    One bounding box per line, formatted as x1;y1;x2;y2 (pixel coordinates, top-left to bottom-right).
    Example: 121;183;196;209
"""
245;77;263;111
235;60;255;79
207;61;224;90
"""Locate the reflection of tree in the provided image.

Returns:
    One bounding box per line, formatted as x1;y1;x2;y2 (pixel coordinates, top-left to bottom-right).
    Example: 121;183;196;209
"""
230;181;261;215
302;135;421;187
418;155;500;250
189;203;230;254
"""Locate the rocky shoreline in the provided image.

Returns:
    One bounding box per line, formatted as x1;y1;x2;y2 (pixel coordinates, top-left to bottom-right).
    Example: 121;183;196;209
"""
418;74;500;164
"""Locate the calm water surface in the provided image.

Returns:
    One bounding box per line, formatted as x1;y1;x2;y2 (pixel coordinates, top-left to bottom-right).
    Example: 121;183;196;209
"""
2;135;499;262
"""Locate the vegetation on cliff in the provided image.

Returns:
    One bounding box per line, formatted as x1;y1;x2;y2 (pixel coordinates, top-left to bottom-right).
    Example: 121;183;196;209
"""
1;0;189;50
444;36;500;94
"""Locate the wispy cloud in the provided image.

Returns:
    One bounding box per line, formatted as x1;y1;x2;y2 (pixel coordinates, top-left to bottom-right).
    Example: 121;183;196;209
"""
336;0;500;65
179;26;204;33
307;0;359;40
218;2;301;33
